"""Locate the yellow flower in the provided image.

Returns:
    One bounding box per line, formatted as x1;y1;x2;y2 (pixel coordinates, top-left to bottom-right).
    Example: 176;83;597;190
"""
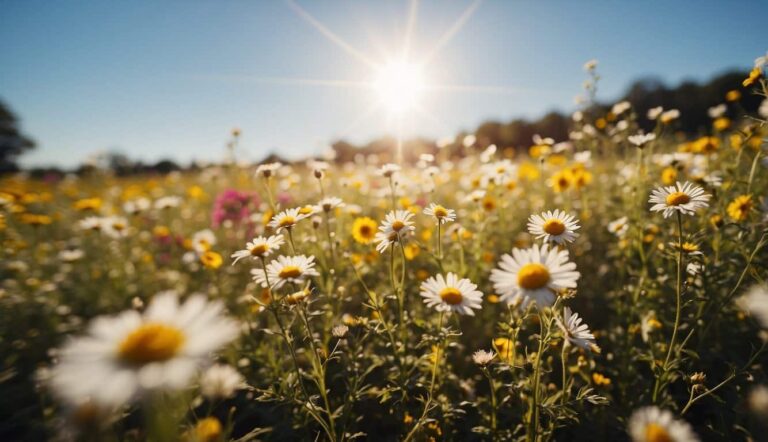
20;213;52;226
200;251;223;269
550;169;572;192
713;117;730;132
709;214;724;229
529;144;551;159
188;185;205;200
727;194;753;222
518;161;540;181
595;118;607;129
403;243;420;260
725;89;741;101
571;168;593;190
73;197;102;212
481;195;497;211
546;154;567;166
743;67;762;87
592;372;611;386
191;417;222;442
661;167;677;185
730;134;743;150
692;136;719;154
351;217;377;244
493;337;514;363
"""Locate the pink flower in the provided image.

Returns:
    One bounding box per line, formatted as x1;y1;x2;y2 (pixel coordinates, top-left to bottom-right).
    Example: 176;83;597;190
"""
212;189;258;228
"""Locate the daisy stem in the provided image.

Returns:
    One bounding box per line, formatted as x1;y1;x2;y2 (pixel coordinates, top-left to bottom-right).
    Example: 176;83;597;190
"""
260;258;332;438
436;222;443;266
324;212;336;270
287;228;297;255
654;211;684;402
561;340;569;406
483;367;498;440
263;177;276;213
746;149;762;194
529;311;546;442
404;311;445;442
297;304;337;441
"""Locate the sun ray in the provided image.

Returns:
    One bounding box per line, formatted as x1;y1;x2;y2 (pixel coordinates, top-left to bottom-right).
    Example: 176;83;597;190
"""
421;0;483;66
285;0;379;69
402;0;419;59
191;74;372;90
338;102;382;135
425;83;529;95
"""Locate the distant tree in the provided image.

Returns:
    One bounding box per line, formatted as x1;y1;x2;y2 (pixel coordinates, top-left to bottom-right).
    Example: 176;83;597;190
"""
0;100;35;173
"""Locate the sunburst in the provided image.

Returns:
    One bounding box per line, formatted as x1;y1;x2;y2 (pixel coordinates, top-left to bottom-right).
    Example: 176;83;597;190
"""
230;0;525;162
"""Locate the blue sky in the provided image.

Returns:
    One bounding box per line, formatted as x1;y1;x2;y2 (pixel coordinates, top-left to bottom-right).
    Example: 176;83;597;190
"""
1;0;766;168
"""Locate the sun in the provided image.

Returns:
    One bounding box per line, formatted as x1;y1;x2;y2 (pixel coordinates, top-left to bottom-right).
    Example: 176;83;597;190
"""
372;60;426;114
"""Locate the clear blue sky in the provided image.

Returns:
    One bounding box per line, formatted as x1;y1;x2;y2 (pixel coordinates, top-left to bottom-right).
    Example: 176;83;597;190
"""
1;0;766;168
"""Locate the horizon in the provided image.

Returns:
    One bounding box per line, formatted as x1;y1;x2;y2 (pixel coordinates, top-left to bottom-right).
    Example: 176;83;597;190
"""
2;0;766;168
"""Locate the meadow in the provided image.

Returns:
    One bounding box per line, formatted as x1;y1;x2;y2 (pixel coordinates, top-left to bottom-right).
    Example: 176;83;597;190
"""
1;61;767;441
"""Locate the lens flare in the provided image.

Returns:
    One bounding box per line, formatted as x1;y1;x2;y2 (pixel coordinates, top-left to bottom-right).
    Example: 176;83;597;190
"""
373;60;425;113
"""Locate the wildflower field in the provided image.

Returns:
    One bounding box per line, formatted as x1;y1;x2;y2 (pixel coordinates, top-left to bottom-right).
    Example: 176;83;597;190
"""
1;62;768;442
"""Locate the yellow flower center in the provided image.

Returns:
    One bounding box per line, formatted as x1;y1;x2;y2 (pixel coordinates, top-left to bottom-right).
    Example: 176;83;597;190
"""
359;225;372;236
439;287;464;305
682;242;698;253
279;265;302;279
543;219;566;236
118;322;185;364
278;216;296;227
517;263;550;290
665;192;690;206
433;206;449;218
250;244;268;256
299;206;314;215
392;220;405;232
644;423;672;442
194;417;223;442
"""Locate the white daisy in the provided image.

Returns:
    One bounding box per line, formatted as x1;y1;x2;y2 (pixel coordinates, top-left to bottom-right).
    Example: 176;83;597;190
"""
608;216;629;238
268;208;310;233
737;284;768;329
49;292;239;408
378;163;401;178
251;254;319;289
374;210;415;253
649;181;711;218
78;216;104;232
59;249;85;262
102;216;130;239
231;235;284;265
647;106;664;120
628;406;699;442
490;243;580;308
191;229;217;253
527;210;581;245
556;307;599;352
420;272;483;316
199;364;245;400
316;197;345;213
154;196;181;210
123;197;151;215
256;162;282;178
628;132;656;148
423;203;456;224
472;349;496;366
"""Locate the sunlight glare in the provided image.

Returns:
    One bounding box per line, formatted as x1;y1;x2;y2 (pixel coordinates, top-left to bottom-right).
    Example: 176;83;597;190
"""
373;60;425;113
